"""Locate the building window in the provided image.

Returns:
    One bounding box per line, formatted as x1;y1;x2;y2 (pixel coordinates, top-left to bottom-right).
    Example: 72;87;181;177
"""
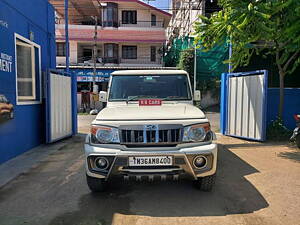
83;48;92;61
122;11;137;24
106;44;114;58
151;46;156;62
56;42;66;56
15;35;41;103
122;46;137;59
103;3;118;27
104;43;118;63
151;14;156;26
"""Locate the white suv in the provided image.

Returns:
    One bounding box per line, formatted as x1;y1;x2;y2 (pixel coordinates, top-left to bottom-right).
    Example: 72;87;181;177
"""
84;70;217;191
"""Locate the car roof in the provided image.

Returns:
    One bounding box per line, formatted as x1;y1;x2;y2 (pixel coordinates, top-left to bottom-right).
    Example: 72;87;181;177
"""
111;70;188;76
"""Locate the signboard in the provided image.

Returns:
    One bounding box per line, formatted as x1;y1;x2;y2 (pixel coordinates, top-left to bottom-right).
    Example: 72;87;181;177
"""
139;99;162;106
77;75;109;82
0;52;12;73
67;69;115;83
0;12;13;124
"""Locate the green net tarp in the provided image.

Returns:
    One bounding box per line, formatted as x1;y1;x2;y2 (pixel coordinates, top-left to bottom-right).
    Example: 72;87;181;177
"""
164;36;229;80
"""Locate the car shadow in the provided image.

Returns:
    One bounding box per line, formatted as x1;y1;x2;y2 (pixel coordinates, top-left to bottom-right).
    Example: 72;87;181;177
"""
48;144;269;225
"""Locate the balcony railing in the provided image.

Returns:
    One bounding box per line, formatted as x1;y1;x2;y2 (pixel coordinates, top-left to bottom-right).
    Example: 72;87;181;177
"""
119;57;162;65
59;56;162;66
56;18;164;28
119;21;164;28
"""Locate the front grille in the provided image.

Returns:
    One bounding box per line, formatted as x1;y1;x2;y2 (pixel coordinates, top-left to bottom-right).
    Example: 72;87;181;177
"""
119;124;183;146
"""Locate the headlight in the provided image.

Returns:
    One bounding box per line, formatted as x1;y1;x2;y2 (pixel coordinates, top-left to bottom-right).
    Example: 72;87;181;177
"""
183;123;213;142
90;125;120;144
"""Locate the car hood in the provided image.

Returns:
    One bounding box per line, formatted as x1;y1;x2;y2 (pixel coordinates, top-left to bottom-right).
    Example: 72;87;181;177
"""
96;103;206;121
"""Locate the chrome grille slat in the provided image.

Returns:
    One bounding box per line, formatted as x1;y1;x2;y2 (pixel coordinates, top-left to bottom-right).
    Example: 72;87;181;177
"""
167;130;171;142
119;124;183;146
131;130;135;143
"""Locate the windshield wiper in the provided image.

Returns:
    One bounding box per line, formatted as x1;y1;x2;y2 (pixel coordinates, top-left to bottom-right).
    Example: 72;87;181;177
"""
126;95;157;104
162;96;188;101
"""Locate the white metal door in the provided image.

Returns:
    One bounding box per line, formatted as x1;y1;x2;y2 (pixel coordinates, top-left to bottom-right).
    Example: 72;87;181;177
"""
226;71;267;141
48;72;72;142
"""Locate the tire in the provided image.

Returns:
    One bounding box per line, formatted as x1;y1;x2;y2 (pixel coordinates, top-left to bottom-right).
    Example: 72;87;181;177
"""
195;174;216;192
86;175;107;192
296;135;300;148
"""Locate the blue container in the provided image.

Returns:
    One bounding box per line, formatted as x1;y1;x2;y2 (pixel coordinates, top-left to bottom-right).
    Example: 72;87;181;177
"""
0;0;56;164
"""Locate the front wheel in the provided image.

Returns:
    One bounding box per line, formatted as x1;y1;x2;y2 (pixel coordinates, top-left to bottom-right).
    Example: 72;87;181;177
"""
296;135;300;148
194;174;216;192
86;175;107;192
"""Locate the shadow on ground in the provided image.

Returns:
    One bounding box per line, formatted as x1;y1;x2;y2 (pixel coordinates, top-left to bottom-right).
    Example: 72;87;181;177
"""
279;150;300;163
48;144;269;225
224;141;290;148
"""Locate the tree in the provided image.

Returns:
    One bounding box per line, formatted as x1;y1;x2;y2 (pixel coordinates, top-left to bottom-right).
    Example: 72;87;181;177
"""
178;49;195;87
194;0;300;119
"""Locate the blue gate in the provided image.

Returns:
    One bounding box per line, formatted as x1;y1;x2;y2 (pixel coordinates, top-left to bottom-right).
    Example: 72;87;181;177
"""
220;70;268;141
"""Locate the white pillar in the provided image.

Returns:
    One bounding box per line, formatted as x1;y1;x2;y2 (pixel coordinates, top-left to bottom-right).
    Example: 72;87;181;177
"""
69;41;78;64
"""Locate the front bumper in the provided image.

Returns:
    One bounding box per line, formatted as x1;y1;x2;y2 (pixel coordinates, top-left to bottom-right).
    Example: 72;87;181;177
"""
84;137;218;181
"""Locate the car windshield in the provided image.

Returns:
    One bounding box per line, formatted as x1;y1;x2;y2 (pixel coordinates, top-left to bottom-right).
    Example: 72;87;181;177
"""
108;75;192;101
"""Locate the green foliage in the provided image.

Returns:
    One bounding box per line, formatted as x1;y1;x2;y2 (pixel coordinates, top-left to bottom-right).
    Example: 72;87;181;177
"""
267;117;292;141
178;49;221;99
195;0;300;119
194;0;300;73
178;49;195;86
198;78;221;100
78;112;89;115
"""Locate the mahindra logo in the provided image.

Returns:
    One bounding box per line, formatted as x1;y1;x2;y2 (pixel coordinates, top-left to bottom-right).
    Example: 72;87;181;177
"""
144;124;158;131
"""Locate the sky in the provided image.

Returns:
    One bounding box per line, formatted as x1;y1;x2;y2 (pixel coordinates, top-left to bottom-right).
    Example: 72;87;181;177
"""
146;0;170;12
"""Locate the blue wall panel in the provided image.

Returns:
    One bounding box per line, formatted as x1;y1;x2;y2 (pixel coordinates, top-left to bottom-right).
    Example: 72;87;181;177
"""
0;0;55;164
267;88;300;130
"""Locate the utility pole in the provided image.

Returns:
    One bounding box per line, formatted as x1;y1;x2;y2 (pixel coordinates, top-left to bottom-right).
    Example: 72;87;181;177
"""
194;46;197;95
89;16;98;110
228;39;232;73
65;0;69;73
93;16;98;91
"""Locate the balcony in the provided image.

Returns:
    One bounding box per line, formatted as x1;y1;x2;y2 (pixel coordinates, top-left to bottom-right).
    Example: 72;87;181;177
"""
56;20;164;28
55;22;167;43
57;57;162;67
119;57;162;65
119;21;164;28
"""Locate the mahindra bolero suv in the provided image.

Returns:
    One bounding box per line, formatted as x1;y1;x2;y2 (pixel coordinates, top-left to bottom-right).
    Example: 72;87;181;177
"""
84;70;217;192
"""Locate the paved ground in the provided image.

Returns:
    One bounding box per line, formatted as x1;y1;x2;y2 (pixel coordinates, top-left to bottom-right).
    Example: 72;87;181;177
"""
0;114;299;225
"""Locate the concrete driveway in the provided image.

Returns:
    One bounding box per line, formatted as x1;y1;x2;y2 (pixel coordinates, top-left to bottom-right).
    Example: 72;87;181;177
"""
0;115;299;225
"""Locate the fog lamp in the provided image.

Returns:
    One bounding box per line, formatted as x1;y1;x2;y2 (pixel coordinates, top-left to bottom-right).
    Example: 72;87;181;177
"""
95;157;109;170
193;156;207;169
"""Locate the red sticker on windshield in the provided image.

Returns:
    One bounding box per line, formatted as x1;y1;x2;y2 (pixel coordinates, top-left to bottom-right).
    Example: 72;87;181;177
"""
139;99;162;106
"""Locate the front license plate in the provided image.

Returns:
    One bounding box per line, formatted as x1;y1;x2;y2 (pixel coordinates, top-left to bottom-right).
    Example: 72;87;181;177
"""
128;156;172;166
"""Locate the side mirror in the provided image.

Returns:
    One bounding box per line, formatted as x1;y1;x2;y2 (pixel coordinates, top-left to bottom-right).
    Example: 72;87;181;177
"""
194;90;201;101
99;91;107;102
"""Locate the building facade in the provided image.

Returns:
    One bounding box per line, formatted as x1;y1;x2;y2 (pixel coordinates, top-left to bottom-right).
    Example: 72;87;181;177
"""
0;0;56;164
167;0;220;45
50;0;171;95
